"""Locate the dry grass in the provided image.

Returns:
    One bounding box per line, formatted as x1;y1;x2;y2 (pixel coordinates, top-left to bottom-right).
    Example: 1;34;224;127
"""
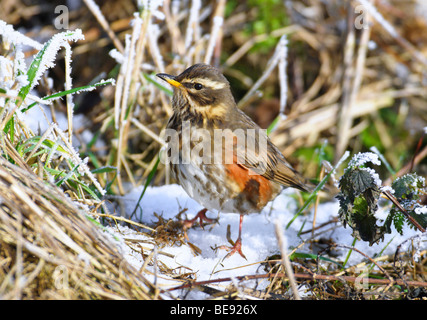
0;158;158;299
0;0;426;300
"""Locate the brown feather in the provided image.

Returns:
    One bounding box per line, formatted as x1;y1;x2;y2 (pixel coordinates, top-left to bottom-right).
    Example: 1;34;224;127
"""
161;64;314;194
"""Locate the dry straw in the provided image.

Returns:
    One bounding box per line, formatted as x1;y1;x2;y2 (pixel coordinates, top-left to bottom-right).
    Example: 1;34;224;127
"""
0;158;158;299
1;0;427;300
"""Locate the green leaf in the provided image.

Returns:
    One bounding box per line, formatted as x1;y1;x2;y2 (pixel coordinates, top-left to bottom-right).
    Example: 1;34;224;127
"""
286;161;338;229
143;72;173;96
290;252;343;268
390;173;427;231
350;195;386;244
390;209;405;234
91;166;117;174
337;153;386;245
18;136;69;156
4;116;15;143
21;79;115;112
266;114;282;135
55;162;82;186
43;166;100;202
17;43;48;103
351;169;376;194
17;30;85;106
409;208;427;230
392;173;425;199
129;155;160;220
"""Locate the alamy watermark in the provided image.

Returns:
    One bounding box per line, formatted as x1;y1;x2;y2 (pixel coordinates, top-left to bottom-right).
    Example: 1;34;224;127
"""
354;4;370;30
354;266;370;291
54;5;69;30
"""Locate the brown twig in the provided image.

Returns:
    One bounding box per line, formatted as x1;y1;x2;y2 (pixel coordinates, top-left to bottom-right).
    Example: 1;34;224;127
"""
410;132;426;173
167;272;427;292
383;190;426;233
384;144;427;186
274;221;301;300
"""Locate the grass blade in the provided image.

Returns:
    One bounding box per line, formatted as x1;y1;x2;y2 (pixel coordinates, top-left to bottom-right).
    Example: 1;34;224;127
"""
130;155;160;219
21;79;115;112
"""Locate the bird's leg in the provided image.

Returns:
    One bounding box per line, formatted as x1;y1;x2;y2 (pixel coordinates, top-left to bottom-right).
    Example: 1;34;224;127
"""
182;208;217;240
220;214;246;260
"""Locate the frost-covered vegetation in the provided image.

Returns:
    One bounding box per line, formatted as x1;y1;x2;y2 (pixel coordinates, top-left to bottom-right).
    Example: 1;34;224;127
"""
0;0;426;300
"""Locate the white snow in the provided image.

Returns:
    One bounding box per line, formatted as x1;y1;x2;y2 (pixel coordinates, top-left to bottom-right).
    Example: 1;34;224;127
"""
1;22;425;300
104;183;425;299
415;206;427;215
348;151;381;167
109;48;124;64
361;167;382;187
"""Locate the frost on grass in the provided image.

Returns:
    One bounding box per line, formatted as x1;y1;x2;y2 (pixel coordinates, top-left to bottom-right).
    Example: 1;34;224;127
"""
138;0;165;20
26;29;85;97
185;0;200;48
277;35;289;116
0;20;43;50
109;48;124;64
1;25;85;113
0;24;108;200
337;152;427;245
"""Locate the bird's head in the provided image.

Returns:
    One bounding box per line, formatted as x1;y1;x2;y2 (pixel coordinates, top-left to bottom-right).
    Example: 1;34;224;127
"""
157;64;236;119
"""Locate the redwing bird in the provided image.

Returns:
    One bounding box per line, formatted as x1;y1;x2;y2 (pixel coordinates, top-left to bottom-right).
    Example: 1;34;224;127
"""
157;63;315;259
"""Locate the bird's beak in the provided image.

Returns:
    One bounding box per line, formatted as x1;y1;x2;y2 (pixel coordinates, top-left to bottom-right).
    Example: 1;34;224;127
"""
156;73;182;88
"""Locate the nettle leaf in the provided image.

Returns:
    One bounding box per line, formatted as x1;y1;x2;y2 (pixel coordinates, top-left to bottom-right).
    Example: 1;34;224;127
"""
351;194;391;244
337;153;387;245
351;169;375;195
338;167;381;206
390;210;405;235
391;173;427;231
392;173;425;199
338;153;426;244
411;209;427;230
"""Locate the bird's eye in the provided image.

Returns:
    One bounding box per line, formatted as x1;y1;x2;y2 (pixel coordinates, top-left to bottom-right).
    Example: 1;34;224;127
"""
194;83;203;90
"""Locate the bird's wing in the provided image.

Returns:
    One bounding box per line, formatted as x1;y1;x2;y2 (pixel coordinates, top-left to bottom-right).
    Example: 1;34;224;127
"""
228;109;313;192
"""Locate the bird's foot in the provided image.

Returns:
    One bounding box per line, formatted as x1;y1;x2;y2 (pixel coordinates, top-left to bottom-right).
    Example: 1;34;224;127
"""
218;237;247;260
182;208;217;240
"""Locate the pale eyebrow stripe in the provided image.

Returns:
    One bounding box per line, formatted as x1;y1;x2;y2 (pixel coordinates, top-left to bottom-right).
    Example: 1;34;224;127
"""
184;78;227;90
